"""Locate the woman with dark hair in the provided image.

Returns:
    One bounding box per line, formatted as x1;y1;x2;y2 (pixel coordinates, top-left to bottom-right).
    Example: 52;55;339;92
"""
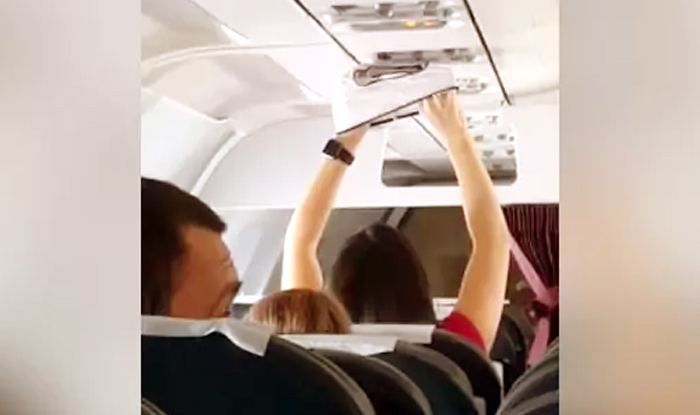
328;222;437;324
276;91;510;352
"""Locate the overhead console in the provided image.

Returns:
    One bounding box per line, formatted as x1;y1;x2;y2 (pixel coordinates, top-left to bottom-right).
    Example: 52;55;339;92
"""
316;1;516;187
381;112;518;187
323;1;464;32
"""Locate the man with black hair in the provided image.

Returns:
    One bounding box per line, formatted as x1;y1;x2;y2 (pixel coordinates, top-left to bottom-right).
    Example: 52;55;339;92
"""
141;177;240;318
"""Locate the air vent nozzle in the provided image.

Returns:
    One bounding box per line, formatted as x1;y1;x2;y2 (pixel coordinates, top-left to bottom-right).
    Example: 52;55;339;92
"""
374;47;482;64
455;77;490;94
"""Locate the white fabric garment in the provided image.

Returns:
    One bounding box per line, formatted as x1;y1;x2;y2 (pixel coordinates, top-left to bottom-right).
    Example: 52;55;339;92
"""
141;316;274;356
350;324;435;344
281;334;400;356
332;63;457;134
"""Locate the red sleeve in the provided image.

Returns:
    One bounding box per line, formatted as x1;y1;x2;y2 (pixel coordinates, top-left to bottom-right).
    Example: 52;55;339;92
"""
437;311;486;352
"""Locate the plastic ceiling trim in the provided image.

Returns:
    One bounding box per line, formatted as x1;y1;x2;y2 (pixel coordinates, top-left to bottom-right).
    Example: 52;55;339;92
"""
190;114;326;196
141;43;331;78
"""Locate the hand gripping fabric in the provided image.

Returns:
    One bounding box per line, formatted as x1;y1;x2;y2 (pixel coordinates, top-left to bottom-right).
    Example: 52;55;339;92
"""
332;62;458;134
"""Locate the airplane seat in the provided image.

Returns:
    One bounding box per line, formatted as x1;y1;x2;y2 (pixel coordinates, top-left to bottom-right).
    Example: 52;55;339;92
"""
142;398;167;415
373;341;480;415
497;342;559;415
316;349;433;415
490;313;528;393
142;328;375;415
429;329;503;415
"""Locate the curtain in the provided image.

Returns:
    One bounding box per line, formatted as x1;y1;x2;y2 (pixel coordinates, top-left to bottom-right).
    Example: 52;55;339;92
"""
503;204;559;343
503;204;559;287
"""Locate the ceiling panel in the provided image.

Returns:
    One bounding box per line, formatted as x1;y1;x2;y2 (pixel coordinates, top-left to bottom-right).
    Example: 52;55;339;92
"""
259;45;355;100
143;0;354;121
143;53;316;120
468;0;559;100
142;0;242;60
193;0;331;44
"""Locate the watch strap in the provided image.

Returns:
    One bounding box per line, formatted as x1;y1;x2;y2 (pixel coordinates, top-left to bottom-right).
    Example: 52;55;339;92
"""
322;139;355;166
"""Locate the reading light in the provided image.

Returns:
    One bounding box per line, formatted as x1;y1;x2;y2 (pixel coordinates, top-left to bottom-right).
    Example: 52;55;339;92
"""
220;24;251;45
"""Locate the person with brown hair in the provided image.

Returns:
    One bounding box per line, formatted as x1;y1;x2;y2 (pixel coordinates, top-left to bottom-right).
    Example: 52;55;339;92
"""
279;91;510;352
247;289;351;334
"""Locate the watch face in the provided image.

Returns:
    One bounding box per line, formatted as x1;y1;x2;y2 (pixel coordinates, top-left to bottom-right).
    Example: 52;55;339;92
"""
324;140;341;157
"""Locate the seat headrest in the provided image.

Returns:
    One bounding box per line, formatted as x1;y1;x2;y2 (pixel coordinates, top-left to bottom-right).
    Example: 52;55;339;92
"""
351;325;435;344
281;334;400;356
141;316;274;356
141;398;166;415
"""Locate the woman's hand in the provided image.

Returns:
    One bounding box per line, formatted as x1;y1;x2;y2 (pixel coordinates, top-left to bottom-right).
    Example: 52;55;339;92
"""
419;91;468;142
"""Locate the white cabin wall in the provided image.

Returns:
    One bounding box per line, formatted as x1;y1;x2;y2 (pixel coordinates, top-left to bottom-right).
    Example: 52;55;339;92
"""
219;209;292;297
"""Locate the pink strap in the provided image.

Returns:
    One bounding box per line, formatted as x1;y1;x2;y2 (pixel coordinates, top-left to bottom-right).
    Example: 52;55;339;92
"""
528;318;551;367
507;231;558;366
507;232;557;308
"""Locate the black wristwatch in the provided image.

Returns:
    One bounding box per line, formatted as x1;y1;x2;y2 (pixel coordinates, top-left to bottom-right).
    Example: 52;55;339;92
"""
322;139;355;166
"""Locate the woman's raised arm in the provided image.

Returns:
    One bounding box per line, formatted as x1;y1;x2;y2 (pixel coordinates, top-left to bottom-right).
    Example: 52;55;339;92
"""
281;125;369;290
421;92;510;350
